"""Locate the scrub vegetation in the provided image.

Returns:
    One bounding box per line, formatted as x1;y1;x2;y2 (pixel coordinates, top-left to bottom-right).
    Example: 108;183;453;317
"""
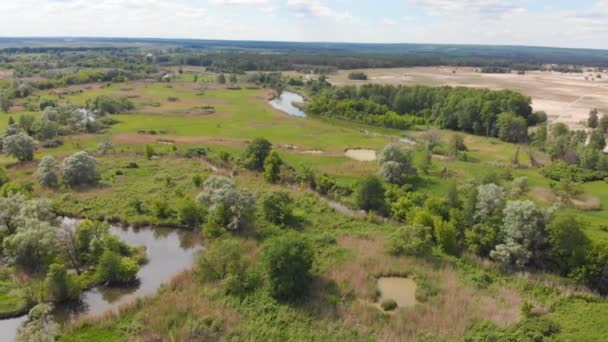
0;43;607;341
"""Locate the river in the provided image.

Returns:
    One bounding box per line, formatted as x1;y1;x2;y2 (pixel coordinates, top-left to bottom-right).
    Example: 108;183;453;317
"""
0;219;202;341
268;91;306;117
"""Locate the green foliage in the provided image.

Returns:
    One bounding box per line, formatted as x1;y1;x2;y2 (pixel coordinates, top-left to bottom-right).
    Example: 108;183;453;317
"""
196;176;256;232
261;191;294;226
3;218;57;272
61;151;99;187
196;238;259;296
380;298;398;311
355;175;386;212
176;198;204;228
192;174;203;187
307;84;532;137
465;223;499;257
44;263;82;303
547;214;589;274
96;250;139;284
497;112;528;143
16;303;59;342
36;156;59;188
434;218;459;255
3;132;36;162
347;72;368;80
386;224;434;257
145;145;156;160
263;150;282;183
88;95;134;115
241;138;272;171
262;233;314;301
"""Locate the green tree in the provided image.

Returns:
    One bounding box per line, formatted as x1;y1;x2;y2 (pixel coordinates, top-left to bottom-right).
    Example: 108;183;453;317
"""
547;214;589;273
145;144;156;160
497;112;528;143
97;250;139;284
61;151;98;187
599;113;608;133
196;176;256;232
44;263;82;303
241;138;272;171
36;156;59;188
262;233;313;301
3;132;36;162
588;129;606;151
588;109;599;128
434;217;458;255
263;150;282;183
355;175;386;212
465;223;499;257
386;224;434;257
177;198;204;228
16;304;58;342
261;191;293;225
3;218;58;272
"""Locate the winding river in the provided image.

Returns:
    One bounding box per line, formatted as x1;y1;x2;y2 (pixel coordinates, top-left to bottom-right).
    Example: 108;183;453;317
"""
268;91;306;117
0;219;202;341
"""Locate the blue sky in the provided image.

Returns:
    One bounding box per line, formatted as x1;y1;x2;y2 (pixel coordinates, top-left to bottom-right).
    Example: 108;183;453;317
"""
1;0;607;49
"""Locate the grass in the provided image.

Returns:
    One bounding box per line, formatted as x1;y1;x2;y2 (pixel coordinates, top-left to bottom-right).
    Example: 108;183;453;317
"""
3;79;608;341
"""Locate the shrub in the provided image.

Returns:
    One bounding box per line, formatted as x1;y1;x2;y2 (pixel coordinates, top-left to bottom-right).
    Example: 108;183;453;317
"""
241;138;272;171
386;224;434;257
145;145;156;160
355;175;386;212
3;132;36;162
177;198;204;228
44;263;82;303
465;223;499;257
36;156;59;188
61;151;98;187
380;298;398;311
196;176;255;232
261;191;294;225
192;174;203;187
264;150;282;183
97;250;139;284
262;233;314;301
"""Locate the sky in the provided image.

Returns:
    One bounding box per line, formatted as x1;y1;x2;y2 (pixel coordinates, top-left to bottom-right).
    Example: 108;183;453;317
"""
1;0;607;49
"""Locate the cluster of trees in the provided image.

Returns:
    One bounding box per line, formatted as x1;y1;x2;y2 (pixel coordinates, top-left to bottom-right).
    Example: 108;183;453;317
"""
349;149;607;292
306;84;543;140
534;111;608;182
36;152;99;188
347;72;368;80
0;194;143;305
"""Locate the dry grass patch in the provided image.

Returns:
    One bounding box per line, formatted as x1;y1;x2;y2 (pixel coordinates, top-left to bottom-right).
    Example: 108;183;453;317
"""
331;235;523;340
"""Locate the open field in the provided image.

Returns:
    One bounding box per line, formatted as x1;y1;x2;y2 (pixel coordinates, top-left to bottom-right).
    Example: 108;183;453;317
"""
300;67;608;128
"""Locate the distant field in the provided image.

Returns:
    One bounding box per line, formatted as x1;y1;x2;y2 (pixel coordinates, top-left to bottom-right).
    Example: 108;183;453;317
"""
297;67;608;128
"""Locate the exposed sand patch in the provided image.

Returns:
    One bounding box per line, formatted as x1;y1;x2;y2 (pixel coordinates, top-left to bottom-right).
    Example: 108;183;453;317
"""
375;277;418;310
529;186;601;211
301;150;324;155
345;149;377;161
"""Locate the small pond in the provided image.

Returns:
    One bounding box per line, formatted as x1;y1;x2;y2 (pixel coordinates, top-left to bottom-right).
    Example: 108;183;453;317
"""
0;218;202;340
376;277;418;310
269;91;306;117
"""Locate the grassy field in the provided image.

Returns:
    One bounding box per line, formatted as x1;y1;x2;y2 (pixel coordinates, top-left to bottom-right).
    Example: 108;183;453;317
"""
3;79;608;341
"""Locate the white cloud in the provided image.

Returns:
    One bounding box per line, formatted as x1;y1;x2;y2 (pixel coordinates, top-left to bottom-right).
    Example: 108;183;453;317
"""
411;0;523;17
286;0;353;22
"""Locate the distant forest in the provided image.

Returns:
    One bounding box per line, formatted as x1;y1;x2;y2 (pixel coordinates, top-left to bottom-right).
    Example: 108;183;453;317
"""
1;37;608;72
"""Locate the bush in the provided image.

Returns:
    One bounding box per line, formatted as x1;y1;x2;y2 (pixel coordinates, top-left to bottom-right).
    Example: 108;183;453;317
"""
386;224;434;257
380;298;398;311
61;151;98;187
44;263;82;303
261;191;294;225
97;250;139;284
145;145;156;160
262;233;314;301
264;150;282;183
36;156;59;188
348;72;368;80
241;138;272;171
177;198;204;228
3;132;36;162
192;174;203;187
355;175;386;212
196;176;256;232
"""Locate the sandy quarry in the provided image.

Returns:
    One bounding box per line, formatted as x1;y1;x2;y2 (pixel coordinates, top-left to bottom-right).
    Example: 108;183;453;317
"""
303;67;608;128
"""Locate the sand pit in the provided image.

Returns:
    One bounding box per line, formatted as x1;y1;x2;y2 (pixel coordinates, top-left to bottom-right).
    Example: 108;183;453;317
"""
301;150;323;155
345;149;376;161
375;277;418;310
